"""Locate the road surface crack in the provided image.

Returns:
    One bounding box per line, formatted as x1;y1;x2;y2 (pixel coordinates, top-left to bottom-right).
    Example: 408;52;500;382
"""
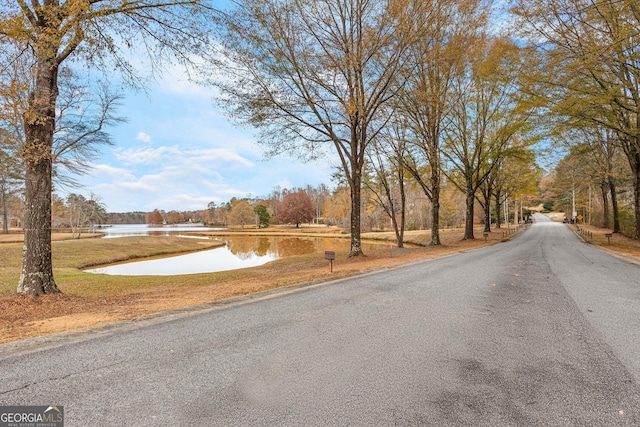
0;359;131;396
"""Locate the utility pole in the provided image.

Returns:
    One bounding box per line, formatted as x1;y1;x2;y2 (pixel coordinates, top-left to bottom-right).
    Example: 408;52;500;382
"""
505;196;509;228
520;195;523;224
588;185;592;225
572;182;576;222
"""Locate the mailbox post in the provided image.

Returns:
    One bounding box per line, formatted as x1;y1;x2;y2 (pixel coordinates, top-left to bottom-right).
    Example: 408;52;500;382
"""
324;251;335;273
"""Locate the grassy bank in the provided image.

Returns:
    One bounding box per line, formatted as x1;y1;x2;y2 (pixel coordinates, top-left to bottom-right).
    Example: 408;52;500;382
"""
0;236;226;297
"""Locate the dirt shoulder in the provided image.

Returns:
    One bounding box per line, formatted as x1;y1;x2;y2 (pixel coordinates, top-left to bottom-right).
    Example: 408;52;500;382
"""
1;222;637;346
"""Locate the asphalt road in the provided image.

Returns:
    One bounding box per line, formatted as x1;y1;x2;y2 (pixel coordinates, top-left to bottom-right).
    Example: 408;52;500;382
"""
2;213;640;426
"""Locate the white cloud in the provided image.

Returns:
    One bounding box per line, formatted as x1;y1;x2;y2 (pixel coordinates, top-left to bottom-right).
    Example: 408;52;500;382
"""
153;54;222;99
113;146;166;165
89;164;136;180
113;146;254;169
190;148;254;168
136;132;152;144
117;181;156;191
165;78;212;98
88;150;258;211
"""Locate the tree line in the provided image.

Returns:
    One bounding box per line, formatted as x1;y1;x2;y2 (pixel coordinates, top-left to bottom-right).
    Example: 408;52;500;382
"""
3;172;536;236
214;175;537;237
209;189;317;229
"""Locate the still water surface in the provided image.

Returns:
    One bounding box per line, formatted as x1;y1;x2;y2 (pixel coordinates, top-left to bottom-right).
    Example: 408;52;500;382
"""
86;225;391;276
95;223;225;238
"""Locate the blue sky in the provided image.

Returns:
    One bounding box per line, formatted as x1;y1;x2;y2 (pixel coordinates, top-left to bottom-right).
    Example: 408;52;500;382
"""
59;69;336;213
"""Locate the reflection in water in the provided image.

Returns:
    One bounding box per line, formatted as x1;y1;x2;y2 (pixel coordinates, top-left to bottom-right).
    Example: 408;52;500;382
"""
255;237;271;256
221;236;345;258
85;232;394;276
275;238;315;257
85;246;277;276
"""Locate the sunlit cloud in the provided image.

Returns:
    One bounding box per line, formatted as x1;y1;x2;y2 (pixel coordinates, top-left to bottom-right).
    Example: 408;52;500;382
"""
117;181;155;191
113;146;254;169
190;148;254;167
165;78;212;98
113;146;168;165
155;54;221;99
89;164;136;180
136;131;152;144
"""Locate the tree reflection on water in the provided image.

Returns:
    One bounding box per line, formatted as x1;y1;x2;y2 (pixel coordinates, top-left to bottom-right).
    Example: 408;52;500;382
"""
224;237;317;259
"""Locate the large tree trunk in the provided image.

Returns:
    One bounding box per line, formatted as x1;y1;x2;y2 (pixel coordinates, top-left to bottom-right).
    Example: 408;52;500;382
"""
634;169;640;239
390;170;405;249
483;201;491;232
16;57;60;295
480;181;492;233
18;157;57;295
463;182;475;240
494;190;502;229
600;181;610;229
429;174;442;246
628;148;640;240
349;167;363;257
609;177;621;234
1;190;8;234
429;146;441;246
621;134;640;239
398;173;406;248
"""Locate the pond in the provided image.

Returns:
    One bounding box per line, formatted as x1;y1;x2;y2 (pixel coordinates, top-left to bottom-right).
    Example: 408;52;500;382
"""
85;226;394;276
94;223;225;238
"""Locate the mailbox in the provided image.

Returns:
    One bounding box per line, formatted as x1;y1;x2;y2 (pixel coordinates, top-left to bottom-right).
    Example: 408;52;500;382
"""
325;251;335;273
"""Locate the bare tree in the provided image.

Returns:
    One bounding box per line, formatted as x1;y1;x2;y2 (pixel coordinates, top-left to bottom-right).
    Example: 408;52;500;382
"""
399;0;487;245
213;0;425;256
557;127;626;232
67;193;107;239
441;37;535;239
365;120;407;247
0;0;215;294
53;70;126;186
1;50;122;186
0;130;23;233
